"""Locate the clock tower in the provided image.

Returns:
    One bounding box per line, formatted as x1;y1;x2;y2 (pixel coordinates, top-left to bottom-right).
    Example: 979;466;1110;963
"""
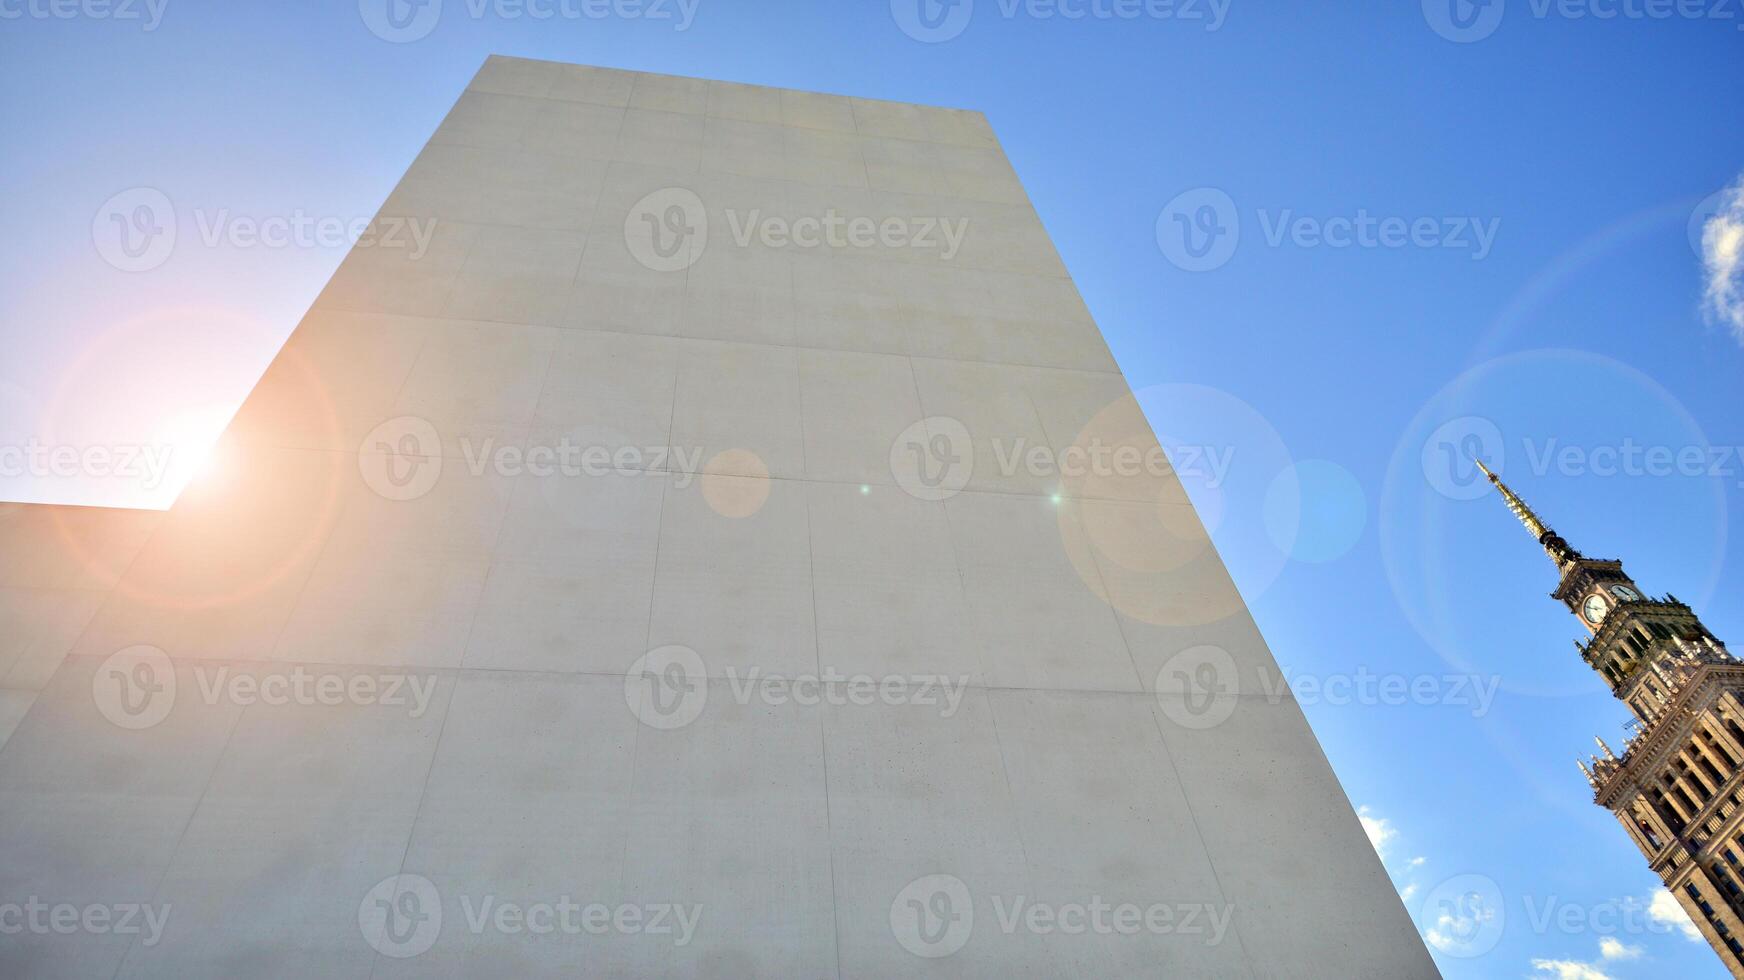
1478;460;1744;976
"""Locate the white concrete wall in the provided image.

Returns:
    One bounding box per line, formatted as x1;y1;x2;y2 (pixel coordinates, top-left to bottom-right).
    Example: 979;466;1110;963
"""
0;56;1438;978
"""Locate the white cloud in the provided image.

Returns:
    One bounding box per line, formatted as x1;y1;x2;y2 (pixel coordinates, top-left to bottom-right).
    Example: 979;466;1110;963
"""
1648;888;1703;942
1597;936;1642;960
1358;805;1397;859
1356;807;1426;910
1424;901;1496;953
1701;176;1744;341
1529;959;1614;980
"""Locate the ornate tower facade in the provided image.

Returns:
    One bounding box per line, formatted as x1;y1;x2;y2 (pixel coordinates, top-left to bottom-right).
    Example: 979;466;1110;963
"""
1480;461;1744;976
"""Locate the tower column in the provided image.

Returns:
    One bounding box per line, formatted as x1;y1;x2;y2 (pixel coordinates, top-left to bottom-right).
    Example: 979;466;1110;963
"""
1681;775;1713;814
1706;719;1744;769
1693;742;1733;790
1694;734;1735;778
1664;785;1698;823
1684;754;1720;799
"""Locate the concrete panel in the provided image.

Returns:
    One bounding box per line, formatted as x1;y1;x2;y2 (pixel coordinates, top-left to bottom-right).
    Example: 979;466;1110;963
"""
647;472;816;678
114;665;453;978
1157;694;1437;976
0;587;107;690
0;503;160;591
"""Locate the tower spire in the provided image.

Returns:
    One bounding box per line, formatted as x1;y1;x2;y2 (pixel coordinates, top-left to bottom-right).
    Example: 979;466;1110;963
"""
1474;458;1583;568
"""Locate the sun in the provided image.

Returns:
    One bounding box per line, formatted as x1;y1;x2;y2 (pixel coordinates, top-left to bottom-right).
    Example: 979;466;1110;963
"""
147;403;236;497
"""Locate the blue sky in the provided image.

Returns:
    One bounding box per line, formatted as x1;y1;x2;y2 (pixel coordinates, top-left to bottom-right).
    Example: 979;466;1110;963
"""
4;1;1744;975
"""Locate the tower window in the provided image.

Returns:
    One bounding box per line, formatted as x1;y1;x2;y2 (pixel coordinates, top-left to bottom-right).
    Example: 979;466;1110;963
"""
1717;865;1742;896
1689;883;1717;917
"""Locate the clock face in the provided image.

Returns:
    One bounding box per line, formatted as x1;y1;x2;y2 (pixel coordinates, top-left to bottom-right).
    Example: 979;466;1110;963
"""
1583;593;1609;624
1611;585;1641;601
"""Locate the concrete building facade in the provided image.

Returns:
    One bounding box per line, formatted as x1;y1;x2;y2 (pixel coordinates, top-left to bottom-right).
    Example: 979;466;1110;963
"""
0;57;1436;977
